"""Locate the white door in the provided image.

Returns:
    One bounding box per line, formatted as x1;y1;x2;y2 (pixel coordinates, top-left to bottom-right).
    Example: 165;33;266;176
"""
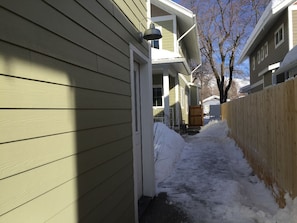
132;61;143;199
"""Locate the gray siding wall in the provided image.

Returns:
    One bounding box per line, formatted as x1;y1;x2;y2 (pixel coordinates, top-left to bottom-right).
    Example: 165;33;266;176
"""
249;10;289;90
0;0;148;222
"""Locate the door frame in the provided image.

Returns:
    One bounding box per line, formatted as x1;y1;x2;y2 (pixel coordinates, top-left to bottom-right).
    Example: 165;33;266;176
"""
130;44;155;221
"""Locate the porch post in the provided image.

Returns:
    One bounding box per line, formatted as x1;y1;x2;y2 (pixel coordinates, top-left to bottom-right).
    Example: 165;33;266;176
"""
163;67;170;126
175;73;180;126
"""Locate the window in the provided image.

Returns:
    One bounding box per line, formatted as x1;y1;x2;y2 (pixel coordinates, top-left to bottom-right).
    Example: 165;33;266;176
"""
275;24;284;48
153;86;163;106
151;40;160;49
261;46;264;61
264;42;268;58
150;26;162;49
257;51;261;64
252;57;256;71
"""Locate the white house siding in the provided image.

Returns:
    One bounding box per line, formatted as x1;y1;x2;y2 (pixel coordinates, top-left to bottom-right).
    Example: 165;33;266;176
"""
0;0;149;222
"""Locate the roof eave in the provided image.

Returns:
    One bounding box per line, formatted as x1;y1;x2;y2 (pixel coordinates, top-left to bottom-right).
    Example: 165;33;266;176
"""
151;0;201;66
239;0;296;64
152;57;192;75
238;2;273;63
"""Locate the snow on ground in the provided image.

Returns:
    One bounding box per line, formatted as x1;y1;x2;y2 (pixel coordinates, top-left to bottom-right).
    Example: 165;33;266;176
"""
154;121;297;223
154;122;185;185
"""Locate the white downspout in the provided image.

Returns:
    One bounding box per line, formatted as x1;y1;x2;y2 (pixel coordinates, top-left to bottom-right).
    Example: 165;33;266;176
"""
190;64;201;83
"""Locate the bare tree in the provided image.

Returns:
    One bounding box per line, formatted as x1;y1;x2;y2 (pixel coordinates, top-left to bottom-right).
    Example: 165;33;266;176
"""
182;0;269;103
250;0;270;25
192;58;215;103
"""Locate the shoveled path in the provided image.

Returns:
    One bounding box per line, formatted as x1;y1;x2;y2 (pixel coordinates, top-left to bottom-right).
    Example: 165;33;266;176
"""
141;122;279;222
139;192;190;223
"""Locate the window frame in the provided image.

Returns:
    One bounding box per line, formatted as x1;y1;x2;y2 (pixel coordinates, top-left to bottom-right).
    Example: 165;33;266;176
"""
252;56;256;71
275;24;284;48
257;50;261;64
264;42;268;58
152;85;163;107
150;26;162;49
261;46;264;61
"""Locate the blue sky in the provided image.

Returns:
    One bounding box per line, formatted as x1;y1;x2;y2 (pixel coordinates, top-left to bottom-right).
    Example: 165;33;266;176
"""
170;0;250;78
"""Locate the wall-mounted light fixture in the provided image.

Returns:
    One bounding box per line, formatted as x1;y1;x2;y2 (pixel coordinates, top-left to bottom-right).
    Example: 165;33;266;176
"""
143;23;162;40
139;22;162;42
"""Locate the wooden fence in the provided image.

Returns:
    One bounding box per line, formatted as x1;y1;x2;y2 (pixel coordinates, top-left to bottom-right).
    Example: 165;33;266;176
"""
189;106;203;126
221;78;297;207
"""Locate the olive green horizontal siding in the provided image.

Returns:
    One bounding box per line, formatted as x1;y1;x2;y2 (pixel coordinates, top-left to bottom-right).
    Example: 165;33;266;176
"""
0;0;148;222
81;184;134;223
45;165;134;223
156;20;174;52
0;109;131;143
114;0;147;31
169;76;176;107
179;76;189;124
0;41;131;89
153;108;164;117
0;151;133;223
0;75;131;109
0;138;132;216
0;124;132;179
293;10;297;46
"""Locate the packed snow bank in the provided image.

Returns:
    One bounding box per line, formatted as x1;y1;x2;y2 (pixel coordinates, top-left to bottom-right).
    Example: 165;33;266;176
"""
198;119;229;138
154;120;297;223
272;194;297;222
153;122;185;186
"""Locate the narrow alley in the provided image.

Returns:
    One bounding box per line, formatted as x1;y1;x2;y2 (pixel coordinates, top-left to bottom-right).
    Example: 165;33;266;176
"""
143;121;297;223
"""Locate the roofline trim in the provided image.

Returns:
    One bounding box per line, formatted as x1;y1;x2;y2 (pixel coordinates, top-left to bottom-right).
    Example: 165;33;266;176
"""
239;0;296;63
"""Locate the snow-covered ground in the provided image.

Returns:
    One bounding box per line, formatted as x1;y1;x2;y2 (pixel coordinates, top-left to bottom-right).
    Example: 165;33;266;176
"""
153;121;297;222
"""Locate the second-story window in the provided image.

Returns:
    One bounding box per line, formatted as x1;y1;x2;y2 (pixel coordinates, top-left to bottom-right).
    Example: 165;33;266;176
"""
150;25;162;49
151;40;160;49
257;51;261;64
252;57;256;71
275;24;284;48
261;46;264;61
264;42;268;57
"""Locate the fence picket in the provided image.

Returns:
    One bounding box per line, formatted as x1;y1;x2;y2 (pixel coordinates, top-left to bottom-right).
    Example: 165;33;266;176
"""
221;79;297;205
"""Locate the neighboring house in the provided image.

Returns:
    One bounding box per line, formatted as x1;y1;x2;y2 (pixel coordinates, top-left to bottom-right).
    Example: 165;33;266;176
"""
203;95;221;124
239;0;297;93
0;1;155;222
203;95;220;115
150;0;201;128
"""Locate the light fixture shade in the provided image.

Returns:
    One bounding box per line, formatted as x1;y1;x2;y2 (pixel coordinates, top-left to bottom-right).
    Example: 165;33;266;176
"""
143;23;162;40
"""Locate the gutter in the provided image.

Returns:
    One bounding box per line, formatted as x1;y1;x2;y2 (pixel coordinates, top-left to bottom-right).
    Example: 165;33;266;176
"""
239;0;296;63
177;24;196;42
